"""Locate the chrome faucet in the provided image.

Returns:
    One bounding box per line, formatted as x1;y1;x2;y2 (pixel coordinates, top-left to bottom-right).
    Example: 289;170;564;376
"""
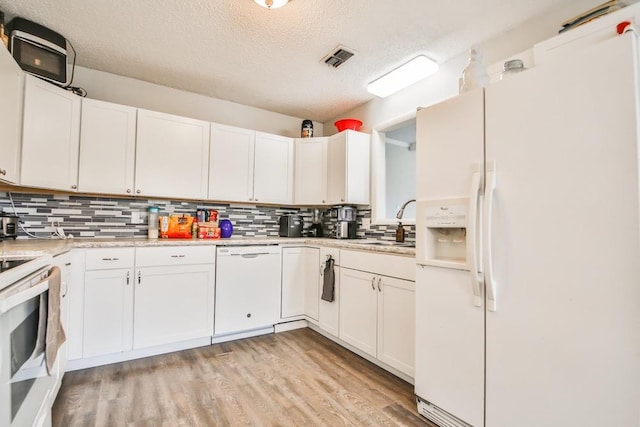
396;199;416;220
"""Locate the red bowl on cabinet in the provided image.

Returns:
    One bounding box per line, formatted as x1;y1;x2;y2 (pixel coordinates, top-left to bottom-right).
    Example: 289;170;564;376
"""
335;119;363;132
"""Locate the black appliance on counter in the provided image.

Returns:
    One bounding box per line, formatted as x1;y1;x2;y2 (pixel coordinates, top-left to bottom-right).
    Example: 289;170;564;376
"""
279;215;303;237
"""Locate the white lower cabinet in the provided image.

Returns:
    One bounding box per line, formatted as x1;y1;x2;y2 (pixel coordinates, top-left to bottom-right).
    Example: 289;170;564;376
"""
134;247;215;349
318;247;340;337
82;248;135;358
83;268;134;357
339;251;415;377
281;247;321;320
80;246;215;360
339;268;378;356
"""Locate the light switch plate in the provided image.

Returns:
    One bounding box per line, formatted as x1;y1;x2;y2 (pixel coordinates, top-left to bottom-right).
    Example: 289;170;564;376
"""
131;211;142;224
362;218;371;229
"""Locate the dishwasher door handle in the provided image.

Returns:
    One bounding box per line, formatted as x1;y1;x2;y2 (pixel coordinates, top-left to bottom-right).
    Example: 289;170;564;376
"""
234;253;270;258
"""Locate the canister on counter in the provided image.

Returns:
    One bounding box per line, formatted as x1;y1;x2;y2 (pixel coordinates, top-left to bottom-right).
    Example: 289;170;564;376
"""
159;215;169;238
147;206;159;239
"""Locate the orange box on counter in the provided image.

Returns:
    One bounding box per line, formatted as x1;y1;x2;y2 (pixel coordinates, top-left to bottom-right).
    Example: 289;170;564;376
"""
198;221;220;239
160;214;194;238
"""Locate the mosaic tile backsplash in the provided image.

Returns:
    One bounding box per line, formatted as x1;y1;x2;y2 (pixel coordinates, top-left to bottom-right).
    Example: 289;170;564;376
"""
0;192;415;242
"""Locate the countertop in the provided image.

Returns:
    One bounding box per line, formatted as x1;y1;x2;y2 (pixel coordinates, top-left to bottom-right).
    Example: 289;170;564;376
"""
0;236;416;258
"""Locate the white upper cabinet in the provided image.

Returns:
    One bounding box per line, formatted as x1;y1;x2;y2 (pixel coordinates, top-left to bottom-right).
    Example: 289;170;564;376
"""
0;47;24;184
253;132;294;204
209;126;294;204
21;75;81;191
135;109;210;199
327;130;370;205
78;99;137;195
294;137;328;205
209;124;255;202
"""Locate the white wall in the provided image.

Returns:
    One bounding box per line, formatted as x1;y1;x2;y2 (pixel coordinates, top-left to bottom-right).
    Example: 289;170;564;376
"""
73;67;323;138
385;142;416;219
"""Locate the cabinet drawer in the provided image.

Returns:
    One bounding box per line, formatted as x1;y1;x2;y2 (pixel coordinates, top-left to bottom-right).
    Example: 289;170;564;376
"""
340;250;415;281
135;246;215;267
85;248;135;270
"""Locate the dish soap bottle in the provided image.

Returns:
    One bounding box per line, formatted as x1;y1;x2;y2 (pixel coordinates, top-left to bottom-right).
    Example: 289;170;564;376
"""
460;45;489;93
395;222;405;243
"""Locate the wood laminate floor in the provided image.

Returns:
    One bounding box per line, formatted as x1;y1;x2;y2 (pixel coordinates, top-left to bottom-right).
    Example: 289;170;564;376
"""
52;328;433;427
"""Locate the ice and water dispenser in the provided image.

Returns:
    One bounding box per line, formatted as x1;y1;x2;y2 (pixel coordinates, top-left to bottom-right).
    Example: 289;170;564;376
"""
416;198;469;266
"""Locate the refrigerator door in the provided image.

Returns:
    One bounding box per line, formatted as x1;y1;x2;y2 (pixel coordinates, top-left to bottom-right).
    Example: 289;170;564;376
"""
416;90;484;201
415;89;485;426
415;266;484;427
484;33;640;426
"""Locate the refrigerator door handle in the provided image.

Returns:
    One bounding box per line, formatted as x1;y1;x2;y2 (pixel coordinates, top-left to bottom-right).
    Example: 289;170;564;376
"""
467;165;482;307
484;160;498;312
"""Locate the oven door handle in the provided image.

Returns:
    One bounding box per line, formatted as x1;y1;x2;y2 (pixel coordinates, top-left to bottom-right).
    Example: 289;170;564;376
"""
0;278;50;315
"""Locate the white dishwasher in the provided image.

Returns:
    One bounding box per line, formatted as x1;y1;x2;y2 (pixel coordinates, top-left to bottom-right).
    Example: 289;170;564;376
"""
215;245;282;336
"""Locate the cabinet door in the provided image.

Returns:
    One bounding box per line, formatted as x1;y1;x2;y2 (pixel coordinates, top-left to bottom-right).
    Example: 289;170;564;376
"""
253;132;294;204
302;247;321;321
327;130;370;205
21;75;81;191
0;47;23;184
377;275;415;377
327;133;346;204
281;248;307;318
339;268;377;357
83;268;134;358
78;99;137;195
135;109;210;199
134;264;215;349
294;137;327;204
319;264;340;337
208;124;255;202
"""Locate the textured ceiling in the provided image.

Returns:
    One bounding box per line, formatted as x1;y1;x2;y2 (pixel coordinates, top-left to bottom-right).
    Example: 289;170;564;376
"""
1;0;578;122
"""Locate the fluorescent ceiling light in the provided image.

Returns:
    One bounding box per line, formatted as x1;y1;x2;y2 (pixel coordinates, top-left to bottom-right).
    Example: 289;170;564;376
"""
254;0;289;9
367;55;439;98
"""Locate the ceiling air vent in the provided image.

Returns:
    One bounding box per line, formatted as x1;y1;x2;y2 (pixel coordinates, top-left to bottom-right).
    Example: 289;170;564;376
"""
322;45;355;68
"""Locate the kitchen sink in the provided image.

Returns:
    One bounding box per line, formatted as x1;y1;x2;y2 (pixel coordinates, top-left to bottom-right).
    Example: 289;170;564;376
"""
357;240;415;248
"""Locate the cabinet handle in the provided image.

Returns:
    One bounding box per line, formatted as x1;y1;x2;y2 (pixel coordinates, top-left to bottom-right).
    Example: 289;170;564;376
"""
102;257;120;261
320;265;324;276
377;277;382;292
138;271;141;284
71;185;77;190
0;169;6;175
61;281;68;298
341;198;345;202
170;254;185;258
371;277;375;290
126;271;130;285
65;262;71;266
126;189;131;194
254;198;258;202
136;189;141;194
322;200;326;203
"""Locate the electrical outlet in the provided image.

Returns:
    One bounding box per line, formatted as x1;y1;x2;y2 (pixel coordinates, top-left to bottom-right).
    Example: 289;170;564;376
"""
362;218;371;229
131;211;142;224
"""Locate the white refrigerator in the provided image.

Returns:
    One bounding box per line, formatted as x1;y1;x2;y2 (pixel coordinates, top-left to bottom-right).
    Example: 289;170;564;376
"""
414;32;640;427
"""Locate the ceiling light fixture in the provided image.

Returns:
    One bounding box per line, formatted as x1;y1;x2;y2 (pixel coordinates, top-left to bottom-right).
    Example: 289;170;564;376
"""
367;55;439;98
253;0;289;9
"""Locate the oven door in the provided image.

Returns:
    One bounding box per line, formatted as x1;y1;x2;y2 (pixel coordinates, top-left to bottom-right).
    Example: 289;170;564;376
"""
0;267;55;427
